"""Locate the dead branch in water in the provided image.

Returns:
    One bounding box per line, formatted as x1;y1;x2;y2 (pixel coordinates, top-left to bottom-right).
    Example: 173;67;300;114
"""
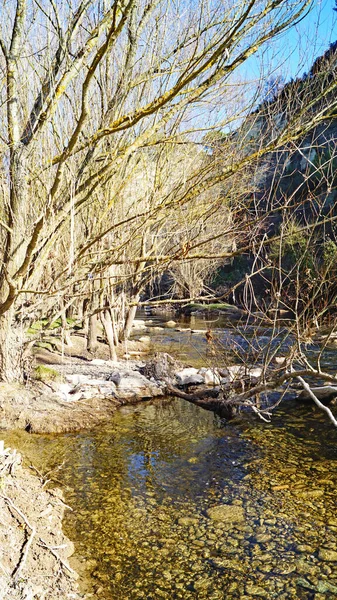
167;383;240;419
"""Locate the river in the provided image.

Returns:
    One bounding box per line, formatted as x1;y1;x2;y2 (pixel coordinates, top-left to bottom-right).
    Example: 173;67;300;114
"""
3;313;337;599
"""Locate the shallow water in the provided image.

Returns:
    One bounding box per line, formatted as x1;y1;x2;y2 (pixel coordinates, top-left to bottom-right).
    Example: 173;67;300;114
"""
4;396;337;599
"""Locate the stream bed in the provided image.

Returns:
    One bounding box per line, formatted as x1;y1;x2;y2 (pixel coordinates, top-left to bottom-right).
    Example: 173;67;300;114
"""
3;313;337;599
4;397;337;599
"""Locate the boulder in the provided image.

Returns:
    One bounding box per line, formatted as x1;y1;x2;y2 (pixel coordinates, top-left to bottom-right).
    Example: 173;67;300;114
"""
142;353;184;384
175;368;204;386
132;319;146;327
248;367;263;379
115;372;164;400
298;386;337;402
318;548;337;562
227;365;245;381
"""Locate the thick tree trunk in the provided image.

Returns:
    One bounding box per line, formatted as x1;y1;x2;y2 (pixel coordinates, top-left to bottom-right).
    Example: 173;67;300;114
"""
0;311;23;383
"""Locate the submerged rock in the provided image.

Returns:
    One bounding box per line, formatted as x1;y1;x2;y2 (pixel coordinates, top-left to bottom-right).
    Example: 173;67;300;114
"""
318;548;337;562
206;504;245;523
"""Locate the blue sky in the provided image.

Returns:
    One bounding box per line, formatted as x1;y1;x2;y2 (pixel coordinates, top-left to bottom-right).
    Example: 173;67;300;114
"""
253;0;337;83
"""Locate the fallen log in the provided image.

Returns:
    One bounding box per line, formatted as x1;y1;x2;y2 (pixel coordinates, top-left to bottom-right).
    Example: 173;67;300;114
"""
166;384;239;419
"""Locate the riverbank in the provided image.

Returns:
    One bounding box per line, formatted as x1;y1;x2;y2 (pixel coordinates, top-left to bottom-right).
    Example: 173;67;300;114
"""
0;351;229;433
0;443;83;600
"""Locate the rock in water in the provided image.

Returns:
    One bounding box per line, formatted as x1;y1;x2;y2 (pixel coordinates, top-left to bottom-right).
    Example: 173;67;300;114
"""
165;320;177;328
318;548;337;562
206;504;245;523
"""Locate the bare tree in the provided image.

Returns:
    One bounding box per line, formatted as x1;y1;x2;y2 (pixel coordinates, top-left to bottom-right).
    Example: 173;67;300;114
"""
0;0;328;381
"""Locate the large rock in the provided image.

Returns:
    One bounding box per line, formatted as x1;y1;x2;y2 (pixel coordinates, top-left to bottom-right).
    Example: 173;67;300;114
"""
298;386;337;402
226;365;245;381
207;504;245;523
175;368;204;386
114;371;164;400
165;320;177;328
142;353;184;384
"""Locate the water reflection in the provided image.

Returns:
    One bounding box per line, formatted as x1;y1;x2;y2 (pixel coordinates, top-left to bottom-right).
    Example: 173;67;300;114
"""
4;397;337;600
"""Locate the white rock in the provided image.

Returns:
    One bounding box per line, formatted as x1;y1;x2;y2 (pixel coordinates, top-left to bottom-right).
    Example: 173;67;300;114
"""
57;383;73;399
165;320;177;328
90;358;106;366
274;356;286;365
225;365;262;381
139;336;151;344
116;372;164;399
202;369;221;386
133;319;145;326
248;367;262;379
175;368;204;386
227;365;245;381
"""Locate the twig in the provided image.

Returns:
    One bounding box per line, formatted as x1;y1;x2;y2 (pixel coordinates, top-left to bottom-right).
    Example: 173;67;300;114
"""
296;376;337;427
250;404;272;423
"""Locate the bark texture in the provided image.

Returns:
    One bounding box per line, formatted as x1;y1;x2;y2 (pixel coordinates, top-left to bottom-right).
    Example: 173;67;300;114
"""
0;312;23;383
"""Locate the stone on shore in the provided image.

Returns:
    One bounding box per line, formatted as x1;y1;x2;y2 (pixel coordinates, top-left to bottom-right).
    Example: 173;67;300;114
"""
175;368;204;386
199;368;221;386
113;371;164;400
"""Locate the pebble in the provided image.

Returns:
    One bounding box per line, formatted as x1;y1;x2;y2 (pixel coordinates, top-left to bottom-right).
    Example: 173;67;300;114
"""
245;584;269;597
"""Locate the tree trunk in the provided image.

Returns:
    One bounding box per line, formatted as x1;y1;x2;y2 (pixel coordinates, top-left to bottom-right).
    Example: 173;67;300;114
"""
0;311;23;383
100;309;117;361
60;299;72;346
87;314;98;353
119;294;140;342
